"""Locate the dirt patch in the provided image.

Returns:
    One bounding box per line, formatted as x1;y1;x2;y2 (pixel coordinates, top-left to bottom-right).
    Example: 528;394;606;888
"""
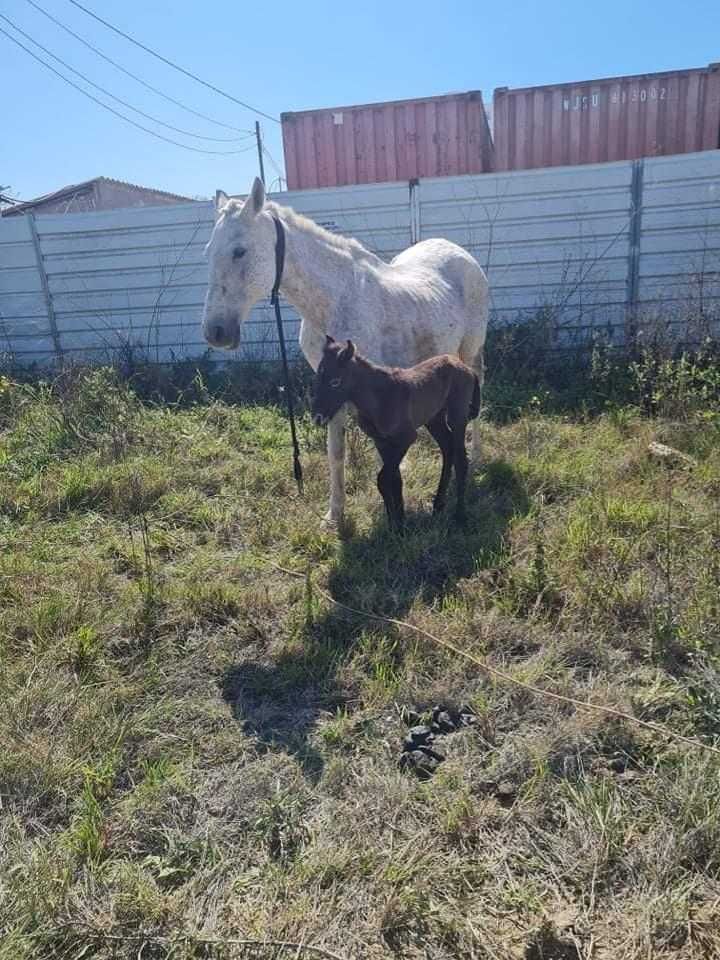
525;919;582;960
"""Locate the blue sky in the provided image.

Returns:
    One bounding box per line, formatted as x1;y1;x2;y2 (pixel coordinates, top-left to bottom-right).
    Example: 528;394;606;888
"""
2;0;719;201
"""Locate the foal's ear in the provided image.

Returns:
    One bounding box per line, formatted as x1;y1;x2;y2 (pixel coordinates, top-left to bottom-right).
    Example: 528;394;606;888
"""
325;334;335;346
338;339;355;365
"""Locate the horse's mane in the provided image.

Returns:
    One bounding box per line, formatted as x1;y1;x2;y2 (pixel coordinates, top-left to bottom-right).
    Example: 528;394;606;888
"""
267;201;381;264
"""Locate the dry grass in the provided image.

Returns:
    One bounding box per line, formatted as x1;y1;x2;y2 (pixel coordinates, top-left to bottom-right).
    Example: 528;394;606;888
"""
1;368;720;959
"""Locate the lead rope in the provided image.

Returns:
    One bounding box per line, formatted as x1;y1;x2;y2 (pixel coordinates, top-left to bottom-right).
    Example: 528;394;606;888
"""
270;215;303;495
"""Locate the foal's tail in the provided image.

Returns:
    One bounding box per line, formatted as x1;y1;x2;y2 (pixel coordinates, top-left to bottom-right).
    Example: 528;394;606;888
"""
469;374;481;421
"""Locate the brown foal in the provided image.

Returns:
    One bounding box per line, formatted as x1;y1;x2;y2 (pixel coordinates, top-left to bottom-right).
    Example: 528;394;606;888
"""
312;336;480;531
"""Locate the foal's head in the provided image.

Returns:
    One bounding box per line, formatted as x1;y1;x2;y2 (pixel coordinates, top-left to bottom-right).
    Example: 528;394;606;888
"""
312;336;357;425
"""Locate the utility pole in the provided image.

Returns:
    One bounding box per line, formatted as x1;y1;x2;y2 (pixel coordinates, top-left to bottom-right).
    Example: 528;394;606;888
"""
255;121;266;187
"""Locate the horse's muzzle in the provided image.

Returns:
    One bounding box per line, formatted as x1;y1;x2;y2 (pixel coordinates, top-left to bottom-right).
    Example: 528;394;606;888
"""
313;413;328;427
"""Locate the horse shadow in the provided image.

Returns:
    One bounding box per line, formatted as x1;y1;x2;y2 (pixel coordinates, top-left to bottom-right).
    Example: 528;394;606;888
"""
219;458;529;782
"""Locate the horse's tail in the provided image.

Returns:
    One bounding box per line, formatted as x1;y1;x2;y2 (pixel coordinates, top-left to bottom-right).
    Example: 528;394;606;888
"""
469;374;481;421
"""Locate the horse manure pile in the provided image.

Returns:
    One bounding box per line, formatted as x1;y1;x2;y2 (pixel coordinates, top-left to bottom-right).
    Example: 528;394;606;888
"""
398;704;477;780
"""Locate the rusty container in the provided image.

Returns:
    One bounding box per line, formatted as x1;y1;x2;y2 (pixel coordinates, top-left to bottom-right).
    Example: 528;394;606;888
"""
281;91;494;190
493;64;720;171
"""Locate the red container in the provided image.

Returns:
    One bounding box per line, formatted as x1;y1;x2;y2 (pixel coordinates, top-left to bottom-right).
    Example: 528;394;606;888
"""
493;64;720;171
281;91;494;190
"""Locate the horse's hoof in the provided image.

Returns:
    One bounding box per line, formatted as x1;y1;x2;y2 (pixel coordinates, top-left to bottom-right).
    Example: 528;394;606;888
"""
321;511;343;531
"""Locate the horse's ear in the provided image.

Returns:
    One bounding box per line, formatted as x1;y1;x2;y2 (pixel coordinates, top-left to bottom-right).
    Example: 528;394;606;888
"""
338;339;355;364
325;334;335;346
245;177;266;217
215;189;230;211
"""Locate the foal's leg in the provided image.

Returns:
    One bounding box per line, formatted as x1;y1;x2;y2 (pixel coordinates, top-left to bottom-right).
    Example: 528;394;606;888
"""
376;462;396;527
376;433;414;531
390;456;406;528
426;413;454;514
375;442;394;524
325;406;347;525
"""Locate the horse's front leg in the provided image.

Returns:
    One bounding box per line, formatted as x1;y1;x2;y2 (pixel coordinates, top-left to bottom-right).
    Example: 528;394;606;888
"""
325;405;347;526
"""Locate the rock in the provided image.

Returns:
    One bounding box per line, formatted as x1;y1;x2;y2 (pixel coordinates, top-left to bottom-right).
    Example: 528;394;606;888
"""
403;725;434;751
496;781;517;808
400;706;421;727
399;749;442;780
431;707;457;733
458;704;478;726
415;744;445;763
398;701;477;779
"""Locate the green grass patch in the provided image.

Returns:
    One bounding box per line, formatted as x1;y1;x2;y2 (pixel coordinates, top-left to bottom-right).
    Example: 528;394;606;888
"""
2;364;720;958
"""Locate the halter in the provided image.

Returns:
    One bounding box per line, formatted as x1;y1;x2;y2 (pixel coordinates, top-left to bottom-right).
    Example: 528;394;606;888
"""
270;215;304;495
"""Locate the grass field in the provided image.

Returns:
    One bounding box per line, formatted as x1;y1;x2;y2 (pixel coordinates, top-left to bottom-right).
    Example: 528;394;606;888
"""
1;366;720;959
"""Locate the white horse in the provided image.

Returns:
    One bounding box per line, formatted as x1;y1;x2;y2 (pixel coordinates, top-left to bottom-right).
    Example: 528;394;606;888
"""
202;177;489;525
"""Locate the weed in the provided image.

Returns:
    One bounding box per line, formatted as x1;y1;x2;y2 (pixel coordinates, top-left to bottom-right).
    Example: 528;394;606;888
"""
128;502;161;645
253;784;310;864
65;625;101;679
65;780;107;865
184;581;241;625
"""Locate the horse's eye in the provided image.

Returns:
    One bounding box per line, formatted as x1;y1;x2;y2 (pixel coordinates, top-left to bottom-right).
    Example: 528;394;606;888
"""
330;378;342;388
232;247;245;261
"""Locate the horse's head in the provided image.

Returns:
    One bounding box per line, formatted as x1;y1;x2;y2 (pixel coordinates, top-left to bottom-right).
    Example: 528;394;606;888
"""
202;177;276;350
312;335;356;426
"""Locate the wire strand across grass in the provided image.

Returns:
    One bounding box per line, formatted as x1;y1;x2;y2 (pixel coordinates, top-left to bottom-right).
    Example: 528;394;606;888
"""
268;561;720;759
54;922;349;959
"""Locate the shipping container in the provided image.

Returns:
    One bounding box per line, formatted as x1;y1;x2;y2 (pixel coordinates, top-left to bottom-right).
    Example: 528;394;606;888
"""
281;91;494;190
493;64;720;172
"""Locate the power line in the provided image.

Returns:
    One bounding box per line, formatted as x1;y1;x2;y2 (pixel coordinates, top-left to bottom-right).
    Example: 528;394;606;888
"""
0;12;251;144
66;0;280;124
262;146;285;179
22;0;251;136
0;26;258;155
